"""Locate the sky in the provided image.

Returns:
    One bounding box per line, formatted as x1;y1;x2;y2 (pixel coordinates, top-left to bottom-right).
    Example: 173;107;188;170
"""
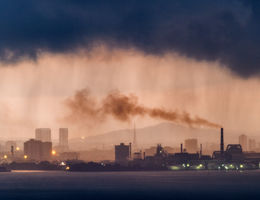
0;0;260;139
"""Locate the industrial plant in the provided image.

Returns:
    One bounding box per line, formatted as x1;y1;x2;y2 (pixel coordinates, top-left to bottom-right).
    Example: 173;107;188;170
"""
0;127;260;172
113;128;260;171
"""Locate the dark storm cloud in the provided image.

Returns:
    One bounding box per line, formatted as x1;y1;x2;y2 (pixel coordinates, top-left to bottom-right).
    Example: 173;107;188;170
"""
0;0;259;76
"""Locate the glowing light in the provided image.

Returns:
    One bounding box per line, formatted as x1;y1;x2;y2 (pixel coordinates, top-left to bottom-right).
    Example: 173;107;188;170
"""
66;166;70;170
170;166;180;170
52;150;56;155
196;164;203;170
24;155;28;159
240;164;244;168
16;147;20;151
4;155;7;159
187;164;190;167
60;162;66;166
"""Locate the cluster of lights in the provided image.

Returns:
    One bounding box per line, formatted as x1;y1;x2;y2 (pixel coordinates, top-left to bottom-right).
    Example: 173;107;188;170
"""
218;163;245;170
169;163;204;170
196;164;204;170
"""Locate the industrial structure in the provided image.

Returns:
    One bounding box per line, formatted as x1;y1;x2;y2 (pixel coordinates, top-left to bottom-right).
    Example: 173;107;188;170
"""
114;128;260;170
24;139;52;161
115;143;131;166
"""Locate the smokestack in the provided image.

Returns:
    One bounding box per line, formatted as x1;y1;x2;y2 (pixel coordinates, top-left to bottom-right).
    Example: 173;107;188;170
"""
200;144;202;157
180;143;183;153
220;128;224;154
129;143;132;158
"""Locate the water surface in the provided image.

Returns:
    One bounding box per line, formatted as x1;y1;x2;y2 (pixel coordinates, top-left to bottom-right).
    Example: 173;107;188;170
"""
0;170;259;199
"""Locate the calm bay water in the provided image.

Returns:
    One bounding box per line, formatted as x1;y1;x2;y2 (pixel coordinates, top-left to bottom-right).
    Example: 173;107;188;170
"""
0;170;260;200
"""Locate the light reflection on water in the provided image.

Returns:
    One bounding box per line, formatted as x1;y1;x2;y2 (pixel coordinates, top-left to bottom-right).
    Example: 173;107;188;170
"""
12;170;51;173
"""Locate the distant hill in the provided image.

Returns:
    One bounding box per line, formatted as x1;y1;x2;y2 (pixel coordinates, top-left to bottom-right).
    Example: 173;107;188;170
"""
69;122;231;150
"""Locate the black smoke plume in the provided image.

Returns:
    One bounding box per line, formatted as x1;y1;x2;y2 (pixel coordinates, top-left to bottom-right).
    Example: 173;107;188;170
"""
64;89;221;129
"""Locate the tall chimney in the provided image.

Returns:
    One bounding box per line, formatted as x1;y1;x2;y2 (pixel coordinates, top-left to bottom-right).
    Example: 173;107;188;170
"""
129;142;132;158
180;143;183;153
200;144;202;156
220;128;224;154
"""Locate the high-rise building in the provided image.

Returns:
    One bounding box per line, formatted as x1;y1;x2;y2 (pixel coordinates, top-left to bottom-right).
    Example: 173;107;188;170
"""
239;134;248;151
35;128;51;142
184;138;198;153
248;139;256;151
59;128;69;152
115;143;130;166
24;139;52;161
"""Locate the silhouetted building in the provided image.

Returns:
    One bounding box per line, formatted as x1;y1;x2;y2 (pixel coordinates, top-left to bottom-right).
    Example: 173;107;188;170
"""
35;128;51;142
115;143;130;166
225;144;244;161
24;139;52;161
239;134;247;151
248;139;256;151
59;128;69;152
184;138;198;153
41;142;52;161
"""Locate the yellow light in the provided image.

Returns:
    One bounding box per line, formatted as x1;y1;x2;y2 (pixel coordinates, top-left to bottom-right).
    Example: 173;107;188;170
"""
170;166;180;170
24;155;28;159
187;164;190;167
16;147;20;151
4;155;7;159
52;150;56;155
66;166;70;170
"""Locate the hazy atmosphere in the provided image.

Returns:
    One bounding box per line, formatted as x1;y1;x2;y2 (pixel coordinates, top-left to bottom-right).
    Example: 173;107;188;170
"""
1;1;260;200
0;0;260;142
0;47;260;140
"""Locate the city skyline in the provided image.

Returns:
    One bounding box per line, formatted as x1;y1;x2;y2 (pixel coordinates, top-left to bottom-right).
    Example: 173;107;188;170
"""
0;1;260;199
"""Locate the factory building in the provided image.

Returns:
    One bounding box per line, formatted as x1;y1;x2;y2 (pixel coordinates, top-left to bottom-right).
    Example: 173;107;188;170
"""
24;139;52;161
35;128;51;142
115;143;131;166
